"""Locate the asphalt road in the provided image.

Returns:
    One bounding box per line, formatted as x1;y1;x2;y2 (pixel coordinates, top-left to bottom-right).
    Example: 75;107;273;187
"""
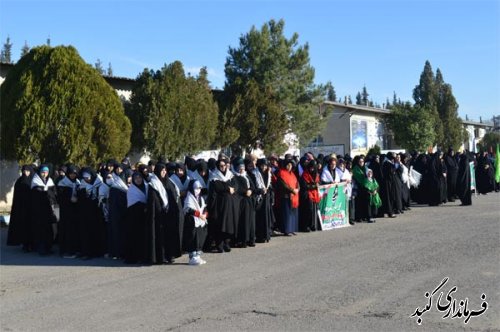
1;193;499;332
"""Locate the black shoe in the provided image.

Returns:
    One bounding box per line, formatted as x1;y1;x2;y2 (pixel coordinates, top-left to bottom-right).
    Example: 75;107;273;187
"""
367;219;376;223
388;214;396;218
223;243;231;252
349;220;355;225
248;242;256;247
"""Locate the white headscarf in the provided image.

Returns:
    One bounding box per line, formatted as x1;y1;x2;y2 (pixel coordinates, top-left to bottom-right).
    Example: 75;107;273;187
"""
148;174;169;209
183;182;207;228
127;182;148;207
31;173;55;190
106;172;128;192
57;176;80;198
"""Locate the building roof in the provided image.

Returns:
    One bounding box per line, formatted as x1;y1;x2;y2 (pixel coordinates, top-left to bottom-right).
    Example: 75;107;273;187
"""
462;120;493;128
323;101;391;115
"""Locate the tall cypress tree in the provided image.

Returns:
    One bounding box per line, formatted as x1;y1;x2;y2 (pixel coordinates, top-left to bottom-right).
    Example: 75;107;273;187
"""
361;85;369;106
355;92;362;105
20;41;30;58
413;61;443;145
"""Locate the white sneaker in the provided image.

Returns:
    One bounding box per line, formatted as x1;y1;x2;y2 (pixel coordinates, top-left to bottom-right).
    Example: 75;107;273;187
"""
198;257;207;265
189;256;201;266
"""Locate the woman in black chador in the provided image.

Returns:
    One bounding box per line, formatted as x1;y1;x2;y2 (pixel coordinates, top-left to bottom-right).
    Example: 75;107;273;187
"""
57;165;80;257
77;168;106;259
444;148;459;202
7;165;35;251
456;153;472;206
233;158;256;248
207;159;237;253
31;165;58;255
425;153;443;206
250;158;275;243
164;164;185;263
123;172;148;264
381;153;401;217
145;163;169;264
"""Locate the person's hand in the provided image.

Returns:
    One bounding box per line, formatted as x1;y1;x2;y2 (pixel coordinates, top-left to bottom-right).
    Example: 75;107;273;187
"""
293;189;299;195
229;187;235;194
246;190;252;197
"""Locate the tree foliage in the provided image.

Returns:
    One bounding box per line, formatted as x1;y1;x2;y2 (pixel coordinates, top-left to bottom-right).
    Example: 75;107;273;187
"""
223;19;329;153
1;36;13;63
21;41;30;58
413;61;465;149
127;61;219;160
0;45;131;165
477;132;500;152
387;102;436;152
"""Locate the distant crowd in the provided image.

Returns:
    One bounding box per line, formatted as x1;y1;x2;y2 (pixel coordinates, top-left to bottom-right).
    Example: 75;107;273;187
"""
6;148;499;266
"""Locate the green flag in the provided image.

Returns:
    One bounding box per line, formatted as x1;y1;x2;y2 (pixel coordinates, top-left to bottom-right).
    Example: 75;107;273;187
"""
495;144;500;183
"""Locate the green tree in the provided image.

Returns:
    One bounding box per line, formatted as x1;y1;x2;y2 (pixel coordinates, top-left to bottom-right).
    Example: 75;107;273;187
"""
224;19;329;151
355;92;362;105
107;62;113;76
477;132;500;153
361;85;369;105
387;102;436;152
20;41;30;57
413;60;444;145
127;61;219;159
435;69;465;149
0;45;131;165
0;36;13;63
95;58;105;74
325;81;336;102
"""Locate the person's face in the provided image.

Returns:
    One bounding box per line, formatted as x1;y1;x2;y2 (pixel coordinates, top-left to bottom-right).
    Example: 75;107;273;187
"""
367;171;373;178
259;164;268;172
199;169;207;177
59;170;65;177
115;166;123;174
271;160;278;167
40;171;48;179
107;164;114;172
246;163;255;172
339;163;345;171
133;175;143;186
84;177;92;184
69;173;77;180
358;158;365;166
238;166;245;174
127;176;132;185
176;168;185;177
330;160;337;169
23;169;31;177
286;163;293;171
160;168;167;178
396;155;401;162
218;162;227;172
148;165;155;172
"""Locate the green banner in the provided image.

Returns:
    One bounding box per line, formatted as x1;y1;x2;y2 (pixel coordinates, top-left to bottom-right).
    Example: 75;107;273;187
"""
470;162;476;190
318;183;349;230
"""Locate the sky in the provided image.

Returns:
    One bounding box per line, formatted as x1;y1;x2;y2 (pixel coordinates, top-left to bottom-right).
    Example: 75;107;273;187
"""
1;0;498;121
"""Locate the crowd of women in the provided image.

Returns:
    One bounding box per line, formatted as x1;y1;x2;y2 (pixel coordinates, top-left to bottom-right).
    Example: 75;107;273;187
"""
6;148;499;266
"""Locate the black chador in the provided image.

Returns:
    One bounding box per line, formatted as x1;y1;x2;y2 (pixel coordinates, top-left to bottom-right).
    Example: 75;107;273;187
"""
145;164;169;264
381;154;402;216
250;159;275;243
233;160;256;247
426;154;444;206
123;173;148;264
77;168;106;259
444;149;459;202
456;154;472;206
31;166;58;255
7;165;34;251
105;165;129;258
164;172;185;263
207;160;237;253
56;166;81;257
